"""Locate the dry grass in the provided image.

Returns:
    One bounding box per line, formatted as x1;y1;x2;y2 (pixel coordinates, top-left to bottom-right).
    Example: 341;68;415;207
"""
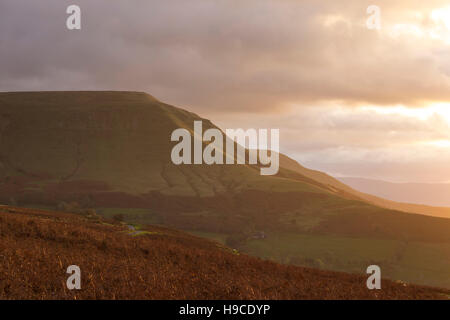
0;206;448;300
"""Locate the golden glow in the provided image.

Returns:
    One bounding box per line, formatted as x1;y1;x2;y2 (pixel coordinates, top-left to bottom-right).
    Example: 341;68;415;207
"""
362;104;450;124
431;6;450;31
428;103;450;124
389;24;424;38
386;7;450;43
426;140;450;148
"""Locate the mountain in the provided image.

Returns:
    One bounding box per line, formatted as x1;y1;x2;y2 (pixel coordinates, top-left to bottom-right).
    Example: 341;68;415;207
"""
1;91;449;288
0;91;325;198
1;205;448;299
339;177;450;207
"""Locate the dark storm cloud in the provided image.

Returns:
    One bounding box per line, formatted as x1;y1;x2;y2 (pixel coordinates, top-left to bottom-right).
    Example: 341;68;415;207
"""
2;0;450;182
2;0;450;113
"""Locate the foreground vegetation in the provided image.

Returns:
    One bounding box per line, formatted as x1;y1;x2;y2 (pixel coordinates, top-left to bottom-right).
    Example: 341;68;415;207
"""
0;205;448;300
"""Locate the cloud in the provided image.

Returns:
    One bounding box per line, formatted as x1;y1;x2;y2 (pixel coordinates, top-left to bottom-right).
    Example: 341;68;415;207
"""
2;0;450;112
2;0;450;182
212;104;450;182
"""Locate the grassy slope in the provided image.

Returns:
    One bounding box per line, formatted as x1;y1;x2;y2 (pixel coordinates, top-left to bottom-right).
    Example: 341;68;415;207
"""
0;91;324;197
240;232;450;289
0;205;448;300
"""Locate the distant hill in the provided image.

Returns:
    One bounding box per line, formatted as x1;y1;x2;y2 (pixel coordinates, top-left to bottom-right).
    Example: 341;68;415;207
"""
0;205;447;299
278;155;450;219
339;177;450;207
1;91;449;288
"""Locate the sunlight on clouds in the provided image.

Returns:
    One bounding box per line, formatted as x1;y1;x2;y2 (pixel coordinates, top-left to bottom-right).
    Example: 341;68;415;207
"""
321;14;351;28
428;103;450;124
430;7;450;43
361;105;450;124
424;140;450;148
389;24;424;38
387;6;450;43
431;6;450;31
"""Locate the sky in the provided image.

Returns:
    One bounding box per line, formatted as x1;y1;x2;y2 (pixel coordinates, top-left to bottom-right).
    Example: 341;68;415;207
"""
1;0;450;182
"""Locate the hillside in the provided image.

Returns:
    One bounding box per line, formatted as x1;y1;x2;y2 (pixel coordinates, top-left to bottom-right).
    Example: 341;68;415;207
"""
0;91;328;198
339;177;450;207
0;205;448;300
0;91;449;234
279;154;450;219
0;91;449;289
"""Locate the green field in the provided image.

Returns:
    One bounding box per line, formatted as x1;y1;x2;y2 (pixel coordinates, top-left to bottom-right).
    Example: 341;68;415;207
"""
239;232;450;289
177;229;450;289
